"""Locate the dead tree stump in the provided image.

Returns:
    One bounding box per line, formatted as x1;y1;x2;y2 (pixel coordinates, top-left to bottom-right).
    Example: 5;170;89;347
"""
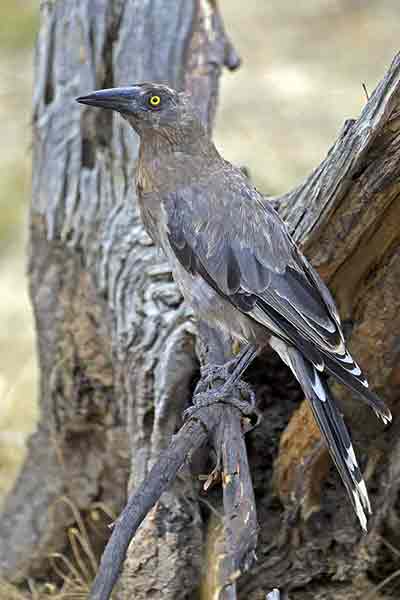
1;2;400;599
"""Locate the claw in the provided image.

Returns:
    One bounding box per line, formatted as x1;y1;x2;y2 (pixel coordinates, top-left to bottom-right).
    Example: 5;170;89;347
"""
183;404;201;421
237;380;256;408
184;380;259;422
187;347;261;423
242;408;262;433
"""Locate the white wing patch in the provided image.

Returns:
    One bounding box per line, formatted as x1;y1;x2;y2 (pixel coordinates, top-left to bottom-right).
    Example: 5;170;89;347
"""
311;374;327;402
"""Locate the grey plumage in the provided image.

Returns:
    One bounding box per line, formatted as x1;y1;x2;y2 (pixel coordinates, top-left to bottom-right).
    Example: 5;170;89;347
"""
271;337;371;531
77;83;392;530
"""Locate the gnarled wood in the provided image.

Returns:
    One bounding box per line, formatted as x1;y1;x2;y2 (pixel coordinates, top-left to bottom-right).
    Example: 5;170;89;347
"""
273;54;400;522
0;2;399;599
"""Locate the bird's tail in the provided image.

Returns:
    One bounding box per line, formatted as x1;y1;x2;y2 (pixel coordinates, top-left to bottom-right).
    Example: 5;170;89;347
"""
322;352;392;425
271;338;371;531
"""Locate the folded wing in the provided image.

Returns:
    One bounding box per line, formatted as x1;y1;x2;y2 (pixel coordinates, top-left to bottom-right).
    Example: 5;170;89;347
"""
163;168;391;423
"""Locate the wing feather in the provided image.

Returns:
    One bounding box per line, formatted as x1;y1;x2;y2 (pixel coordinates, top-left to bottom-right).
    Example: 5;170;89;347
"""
164;169;340;355
163;167;391;422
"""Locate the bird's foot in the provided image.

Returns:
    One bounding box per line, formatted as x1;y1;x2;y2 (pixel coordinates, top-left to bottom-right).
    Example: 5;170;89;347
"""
184;378;261;425
185;345;261;423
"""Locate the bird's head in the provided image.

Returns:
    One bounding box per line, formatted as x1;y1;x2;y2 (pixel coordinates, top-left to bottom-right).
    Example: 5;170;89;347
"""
77;83;201;139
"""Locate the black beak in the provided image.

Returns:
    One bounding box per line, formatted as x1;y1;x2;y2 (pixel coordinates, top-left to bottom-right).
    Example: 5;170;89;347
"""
76;86;141;113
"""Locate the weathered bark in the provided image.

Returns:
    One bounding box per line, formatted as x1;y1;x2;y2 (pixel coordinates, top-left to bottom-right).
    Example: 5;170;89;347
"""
273;59;400;521
1;1;400;599
90;321;259;600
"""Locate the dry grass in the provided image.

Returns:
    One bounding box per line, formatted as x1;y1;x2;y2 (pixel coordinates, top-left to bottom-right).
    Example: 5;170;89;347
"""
0;580;31;600
363;537;400;600
0;497;116;600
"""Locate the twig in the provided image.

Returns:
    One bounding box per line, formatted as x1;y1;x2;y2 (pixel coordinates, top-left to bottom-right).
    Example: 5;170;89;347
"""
196;323;258;600
364;568;400;600
89;415;216;600
90;316;260;600
216;407;258;599
90;4;254;599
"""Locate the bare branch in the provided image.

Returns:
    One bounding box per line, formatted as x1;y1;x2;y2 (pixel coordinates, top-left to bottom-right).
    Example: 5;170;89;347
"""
217;407;258;598
90;414;212;600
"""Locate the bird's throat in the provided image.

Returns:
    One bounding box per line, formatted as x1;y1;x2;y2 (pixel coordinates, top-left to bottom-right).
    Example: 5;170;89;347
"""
137;127;219;193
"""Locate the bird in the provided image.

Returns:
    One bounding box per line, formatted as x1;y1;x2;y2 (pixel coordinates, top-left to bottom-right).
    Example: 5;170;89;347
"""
77;83;392;531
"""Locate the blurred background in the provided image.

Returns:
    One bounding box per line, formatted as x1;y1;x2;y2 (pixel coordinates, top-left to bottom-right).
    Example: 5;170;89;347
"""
0;0;398;507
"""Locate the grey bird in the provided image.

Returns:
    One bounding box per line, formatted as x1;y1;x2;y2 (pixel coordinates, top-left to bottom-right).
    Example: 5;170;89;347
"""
77;83;392;531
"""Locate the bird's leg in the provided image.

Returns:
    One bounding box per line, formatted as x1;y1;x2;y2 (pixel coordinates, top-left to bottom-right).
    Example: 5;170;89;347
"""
197;342;247;390
185;344;261;420
197;343;258;391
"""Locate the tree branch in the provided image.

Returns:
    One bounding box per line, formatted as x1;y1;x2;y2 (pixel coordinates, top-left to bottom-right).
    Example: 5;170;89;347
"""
196;323;259;600
3;1;400;598
91;3;258;599
217;407;258;597
90;414;214;600
272;52;400;515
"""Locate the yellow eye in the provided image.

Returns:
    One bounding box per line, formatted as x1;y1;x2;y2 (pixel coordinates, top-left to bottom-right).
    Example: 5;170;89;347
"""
149;94;161;107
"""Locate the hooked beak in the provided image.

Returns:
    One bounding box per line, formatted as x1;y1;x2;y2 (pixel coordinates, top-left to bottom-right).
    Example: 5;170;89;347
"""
76;86;141;113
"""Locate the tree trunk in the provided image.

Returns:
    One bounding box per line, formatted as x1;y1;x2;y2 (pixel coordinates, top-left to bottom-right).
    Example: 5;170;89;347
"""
1;2;400;599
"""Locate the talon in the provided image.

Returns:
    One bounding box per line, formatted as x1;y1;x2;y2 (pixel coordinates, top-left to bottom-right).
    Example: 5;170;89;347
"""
187;348;260;421
184;383;259;423
237;380;256;408
242;407;262;433
183;405;200;421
